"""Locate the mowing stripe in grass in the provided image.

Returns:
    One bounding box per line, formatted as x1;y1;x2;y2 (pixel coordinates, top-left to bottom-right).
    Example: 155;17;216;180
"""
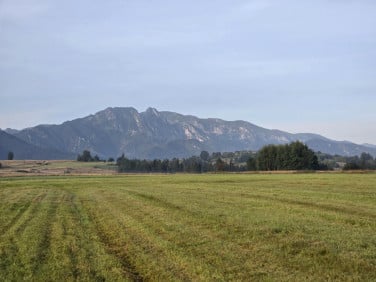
42;188;127;281
227;192;376;219
113;181;375;280
0;201;32;236
81;189;211;281
0;190;56;280
0;174;375;281
86;188;287;280
31;191;59;276
82;199;144;281
13;193;48;236
0;191;47;236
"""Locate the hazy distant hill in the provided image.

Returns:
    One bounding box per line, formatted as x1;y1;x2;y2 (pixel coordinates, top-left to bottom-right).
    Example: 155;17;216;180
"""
363;143;376;149
0;130;74;160
4;107;375;159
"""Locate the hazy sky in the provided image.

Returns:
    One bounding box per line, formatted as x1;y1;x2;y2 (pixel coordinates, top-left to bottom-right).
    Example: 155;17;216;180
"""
1;0;375;144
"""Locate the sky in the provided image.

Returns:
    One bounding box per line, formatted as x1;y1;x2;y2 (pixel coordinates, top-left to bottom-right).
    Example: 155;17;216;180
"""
1;0;375;144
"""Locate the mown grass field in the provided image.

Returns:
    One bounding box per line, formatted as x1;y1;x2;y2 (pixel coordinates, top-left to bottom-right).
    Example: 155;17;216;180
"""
0;173;375;281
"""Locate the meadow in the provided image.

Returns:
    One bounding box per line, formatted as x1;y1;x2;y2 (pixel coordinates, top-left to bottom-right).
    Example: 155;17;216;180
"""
0;173;375;281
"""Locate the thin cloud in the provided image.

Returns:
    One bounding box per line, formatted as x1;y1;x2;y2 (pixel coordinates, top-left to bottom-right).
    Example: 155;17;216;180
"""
0;0;49;21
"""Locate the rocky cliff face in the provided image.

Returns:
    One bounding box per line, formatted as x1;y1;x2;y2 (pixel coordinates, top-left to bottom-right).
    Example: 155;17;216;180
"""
6;107;376;159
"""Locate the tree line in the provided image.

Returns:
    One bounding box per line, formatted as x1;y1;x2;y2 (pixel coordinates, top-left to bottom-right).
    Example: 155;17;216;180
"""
343;153;376;170
315;152;376;170
116;154;246;173
76;141;376;173
115;141;320;173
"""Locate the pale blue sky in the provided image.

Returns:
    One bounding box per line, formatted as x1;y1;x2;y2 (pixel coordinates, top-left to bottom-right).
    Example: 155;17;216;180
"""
1;0;375;144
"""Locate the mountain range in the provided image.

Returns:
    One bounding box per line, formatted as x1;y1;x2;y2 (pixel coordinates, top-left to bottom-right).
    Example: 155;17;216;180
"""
1;107;375;160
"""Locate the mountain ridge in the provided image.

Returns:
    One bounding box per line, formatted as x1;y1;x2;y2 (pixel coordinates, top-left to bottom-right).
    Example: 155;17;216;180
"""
0;130;75;160
2;107;376;159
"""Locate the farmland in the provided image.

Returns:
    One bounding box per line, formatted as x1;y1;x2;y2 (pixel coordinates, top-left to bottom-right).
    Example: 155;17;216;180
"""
0;173;375;281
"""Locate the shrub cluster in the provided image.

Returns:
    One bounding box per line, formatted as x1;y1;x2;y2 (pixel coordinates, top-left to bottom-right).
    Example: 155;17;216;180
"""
77;150;101;162
248;141;319;171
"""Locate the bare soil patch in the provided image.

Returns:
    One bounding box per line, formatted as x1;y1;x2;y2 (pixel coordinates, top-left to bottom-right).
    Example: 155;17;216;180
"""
0;160;117;177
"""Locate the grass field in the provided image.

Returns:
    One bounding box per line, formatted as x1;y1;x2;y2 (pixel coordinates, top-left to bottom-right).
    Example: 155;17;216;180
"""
0;173;375;281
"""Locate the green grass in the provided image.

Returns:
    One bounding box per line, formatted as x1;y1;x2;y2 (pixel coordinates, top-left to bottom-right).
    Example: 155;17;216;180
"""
0;173;375;281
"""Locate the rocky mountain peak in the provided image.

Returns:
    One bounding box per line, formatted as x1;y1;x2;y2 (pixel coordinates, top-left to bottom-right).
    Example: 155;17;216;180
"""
144;107;160;117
